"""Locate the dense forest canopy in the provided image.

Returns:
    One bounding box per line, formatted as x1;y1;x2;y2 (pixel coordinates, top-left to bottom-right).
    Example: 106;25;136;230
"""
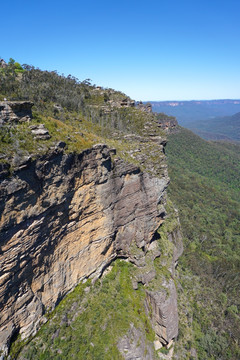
166;128;240;359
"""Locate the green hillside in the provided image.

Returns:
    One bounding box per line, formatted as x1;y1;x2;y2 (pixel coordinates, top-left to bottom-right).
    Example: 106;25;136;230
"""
187;112;240;142
0;59;167;171
166;128;240;359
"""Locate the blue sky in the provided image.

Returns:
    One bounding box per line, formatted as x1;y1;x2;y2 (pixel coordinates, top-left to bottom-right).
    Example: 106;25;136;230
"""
1;0;240;100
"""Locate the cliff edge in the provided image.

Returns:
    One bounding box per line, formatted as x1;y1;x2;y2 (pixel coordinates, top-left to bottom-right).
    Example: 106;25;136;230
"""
0;97;181;359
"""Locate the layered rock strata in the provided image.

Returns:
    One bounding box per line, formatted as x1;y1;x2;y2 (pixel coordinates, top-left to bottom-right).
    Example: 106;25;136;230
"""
0;142;177;355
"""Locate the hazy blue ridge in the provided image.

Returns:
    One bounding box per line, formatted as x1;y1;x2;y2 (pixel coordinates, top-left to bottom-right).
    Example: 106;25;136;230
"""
148;100;240;125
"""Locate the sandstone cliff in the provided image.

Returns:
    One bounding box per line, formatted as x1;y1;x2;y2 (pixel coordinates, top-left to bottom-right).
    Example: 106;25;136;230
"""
0;100;182;359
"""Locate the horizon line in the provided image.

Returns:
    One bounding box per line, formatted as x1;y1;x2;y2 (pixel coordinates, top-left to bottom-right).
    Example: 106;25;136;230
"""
142;98;240;102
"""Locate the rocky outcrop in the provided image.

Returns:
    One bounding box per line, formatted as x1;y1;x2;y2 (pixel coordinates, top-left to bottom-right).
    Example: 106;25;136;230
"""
155;115;178;133
137;101;152;113
118;324;155;359
0;142;173;355
0;59;7;69
29;124;51;140
119;98;135;107
0;101;33;124
146;280;179;345
98;98;135;113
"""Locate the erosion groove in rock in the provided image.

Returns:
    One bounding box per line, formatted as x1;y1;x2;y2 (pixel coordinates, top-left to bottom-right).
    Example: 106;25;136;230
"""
0;141;179;356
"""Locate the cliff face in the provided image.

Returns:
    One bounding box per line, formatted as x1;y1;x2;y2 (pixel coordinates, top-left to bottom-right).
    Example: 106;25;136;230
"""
0;91;183;358
0;139;182;356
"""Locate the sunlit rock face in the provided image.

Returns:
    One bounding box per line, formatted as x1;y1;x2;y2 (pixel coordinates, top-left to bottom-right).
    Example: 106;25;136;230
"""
0;143;174;354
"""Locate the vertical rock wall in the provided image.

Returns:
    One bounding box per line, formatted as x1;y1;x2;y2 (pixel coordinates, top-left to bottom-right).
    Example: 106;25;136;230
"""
0;144;173;355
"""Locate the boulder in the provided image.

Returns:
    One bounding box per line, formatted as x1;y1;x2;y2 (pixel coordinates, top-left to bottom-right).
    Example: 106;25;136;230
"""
29;124;51;140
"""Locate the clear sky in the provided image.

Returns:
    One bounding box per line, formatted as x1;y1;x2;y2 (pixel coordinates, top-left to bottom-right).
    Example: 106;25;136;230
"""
1;0;240;101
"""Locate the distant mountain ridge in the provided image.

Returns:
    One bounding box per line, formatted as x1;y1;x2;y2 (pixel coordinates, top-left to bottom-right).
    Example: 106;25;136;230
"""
148;99;240;126
151;99;240;106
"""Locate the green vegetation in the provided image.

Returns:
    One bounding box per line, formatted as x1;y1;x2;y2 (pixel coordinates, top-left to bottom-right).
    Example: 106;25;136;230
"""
0;111;96;163
0;60;166;169
166;127;240;192
166;127;240;359
17;260;155;360
186;112;240;142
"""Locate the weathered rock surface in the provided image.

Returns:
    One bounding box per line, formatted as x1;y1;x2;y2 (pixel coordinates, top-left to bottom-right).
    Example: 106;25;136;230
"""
0;97;183;357
0;101;33;124
146;279;179;345
118;324;155;360
137;101;152;113
0;143;172;355
155;116;178;133
0;59;7;69
29;124;51;139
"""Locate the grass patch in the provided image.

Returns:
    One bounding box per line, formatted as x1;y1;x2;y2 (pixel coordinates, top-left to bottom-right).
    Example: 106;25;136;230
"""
18;260;155;360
